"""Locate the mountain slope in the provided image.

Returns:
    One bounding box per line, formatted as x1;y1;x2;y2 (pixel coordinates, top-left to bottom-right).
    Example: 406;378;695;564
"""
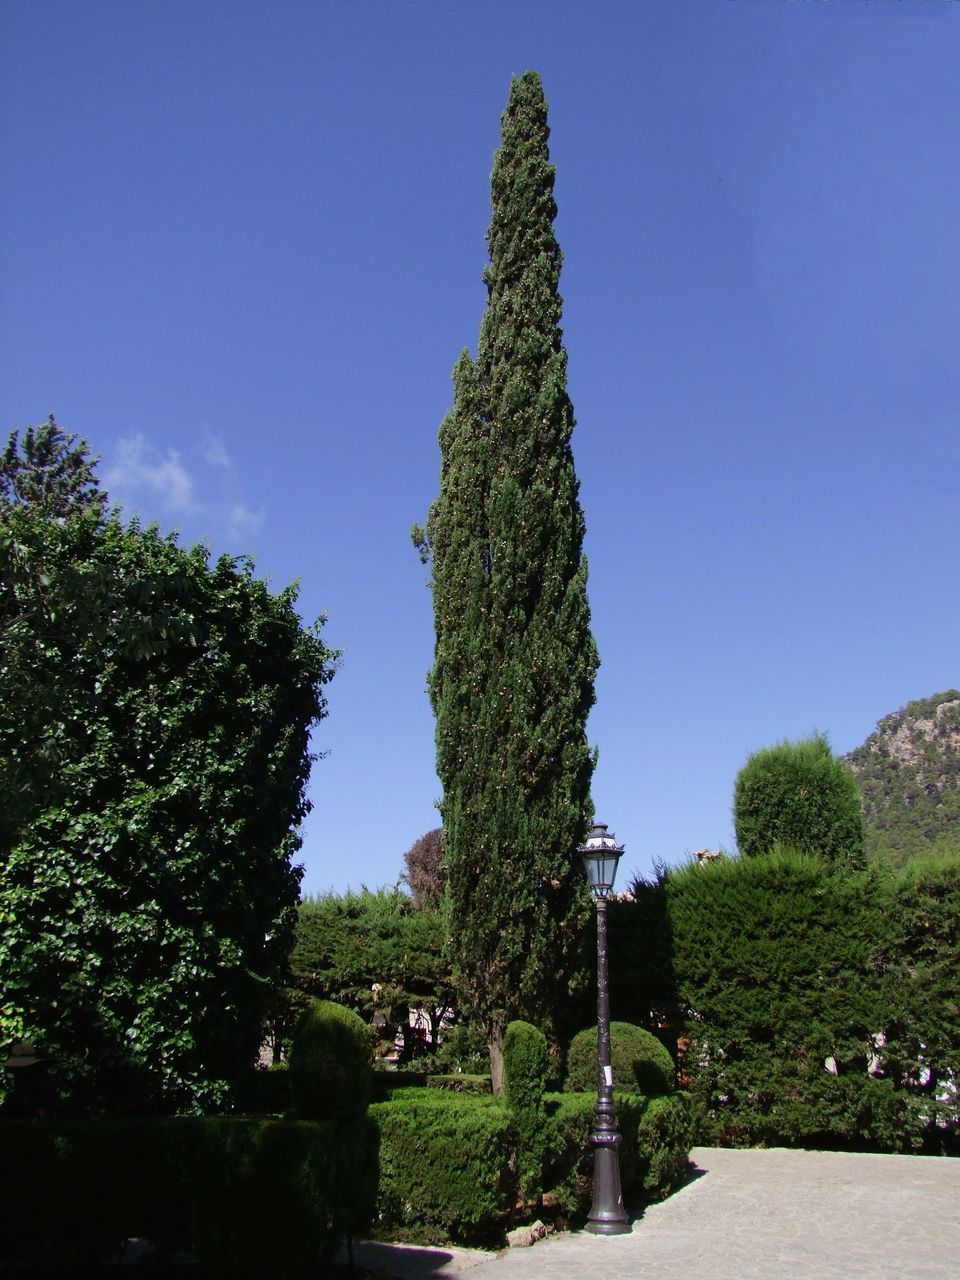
845;691;960;867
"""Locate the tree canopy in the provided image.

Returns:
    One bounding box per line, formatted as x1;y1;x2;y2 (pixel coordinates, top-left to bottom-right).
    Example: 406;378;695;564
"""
417;73;597;1086
0;422;336;1113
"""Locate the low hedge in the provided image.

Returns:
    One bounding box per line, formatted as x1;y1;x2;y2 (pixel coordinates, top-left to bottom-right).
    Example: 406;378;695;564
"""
425;1073;491;1094
544;1091;693;1218
369;1086;693;1244
0;1116;378;1277
371;1092;515;1243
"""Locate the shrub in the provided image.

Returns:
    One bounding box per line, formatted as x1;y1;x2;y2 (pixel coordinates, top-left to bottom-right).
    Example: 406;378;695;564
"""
288;999;373;1121
370;1092;515;1244
425;1074;491;1094
502;1020;549;1201
664;849;929;1151
0;1116;378;1277
541;1091;691;1219
733;733;864;868
565;1022;674;1096
635;1093;695;1199
502;1021;549;1113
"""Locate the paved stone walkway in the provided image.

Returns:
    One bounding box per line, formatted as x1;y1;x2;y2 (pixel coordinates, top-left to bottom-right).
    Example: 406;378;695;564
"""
349;1145;960;1280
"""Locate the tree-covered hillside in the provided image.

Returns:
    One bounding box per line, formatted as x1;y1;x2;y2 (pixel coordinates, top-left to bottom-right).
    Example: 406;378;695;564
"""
845;691;960;867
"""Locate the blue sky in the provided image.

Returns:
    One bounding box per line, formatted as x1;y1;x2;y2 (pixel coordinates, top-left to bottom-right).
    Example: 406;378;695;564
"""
2;1;958;896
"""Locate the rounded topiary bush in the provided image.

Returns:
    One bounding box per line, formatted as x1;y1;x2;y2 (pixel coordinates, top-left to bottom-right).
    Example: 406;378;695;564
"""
502;1020;549;1114
565;1022;674;1097
288;999;373;1121
733;733;864;869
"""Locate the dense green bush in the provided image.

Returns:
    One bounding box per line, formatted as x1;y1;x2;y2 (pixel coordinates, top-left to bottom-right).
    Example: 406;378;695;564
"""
635;1093;697;1199
503;1020;550;1201
652;847;960;1152
0;1116;378;1276
565;1022;674;1096
542;1090;692;1219
425;1073;491;1094
288;999;373;1121
370;1092;515;1244
503;1021;550;1112
874;856;960;1152
733;733;864;868
0;427;336;1113
369;1082;693;1244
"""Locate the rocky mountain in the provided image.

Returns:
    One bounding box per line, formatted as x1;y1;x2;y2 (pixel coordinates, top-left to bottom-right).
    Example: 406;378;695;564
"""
845;691;960;867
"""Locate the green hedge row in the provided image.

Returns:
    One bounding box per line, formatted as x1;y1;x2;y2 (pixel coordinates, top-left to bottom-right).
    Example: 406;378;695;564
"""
612;848;960;1153
370;1087;694;1244
0;1116;378;1277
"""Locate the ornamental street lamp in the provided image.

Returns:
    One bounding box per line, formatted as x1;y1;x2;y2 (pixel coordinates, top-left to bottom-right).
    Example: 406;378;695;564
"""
578;821;631;1236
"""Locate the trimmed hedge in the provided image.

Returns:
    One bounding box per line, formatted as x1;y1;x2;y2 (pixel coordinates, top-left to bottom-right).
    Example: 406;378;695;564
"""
369;1085;694;1244
624;847;960;1153
566;1022;674;1096
0;1115;378;1276
503;1020;549;1201
370;1092;515;1244
733;733;864;869
288;998;373;1121
425;1073;491;1094
542;1091;693;1219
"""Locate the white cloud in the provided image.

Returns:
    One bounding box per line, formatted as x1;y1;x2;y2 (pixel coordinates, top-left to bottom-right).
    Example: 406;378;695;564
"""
200;429;233;472
104;435;195;513
229;502;265;537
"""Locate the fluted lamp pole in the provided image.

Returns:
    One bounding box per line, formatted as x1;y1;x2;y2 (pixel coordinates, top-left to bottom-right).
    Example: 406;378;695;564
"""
578;821;631;1236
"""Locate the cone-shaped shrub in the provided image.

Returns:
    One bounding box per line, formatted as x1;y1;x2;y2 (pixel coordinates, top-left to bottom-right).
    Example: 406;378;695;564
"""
288;999;373;1121
565;1022;674;1096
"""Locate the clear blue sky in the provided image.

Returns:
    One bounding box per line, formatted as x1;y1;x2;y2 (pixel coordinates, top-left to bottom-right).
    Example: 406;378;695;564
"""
3;1;958;896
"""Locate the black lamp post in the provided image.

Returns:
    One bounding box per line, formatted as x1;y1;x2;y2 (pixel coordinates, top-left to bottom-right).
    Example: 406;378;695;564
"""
578;821;631;1236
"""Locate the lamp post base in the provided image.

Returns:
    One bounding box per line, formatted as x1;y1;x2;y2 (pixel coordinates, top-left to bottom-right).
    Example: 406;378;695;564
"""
585;1144;631;1235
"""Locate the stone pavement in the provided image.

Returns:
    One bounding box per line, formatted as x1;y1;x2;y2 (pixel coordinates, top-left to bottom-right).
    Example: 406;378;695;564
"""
348;1145;960;1280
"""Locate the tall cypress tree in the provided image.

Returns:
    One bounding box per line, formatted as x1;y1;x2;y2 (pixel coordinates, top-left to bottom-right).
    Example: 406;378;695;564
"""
417;72;598;1089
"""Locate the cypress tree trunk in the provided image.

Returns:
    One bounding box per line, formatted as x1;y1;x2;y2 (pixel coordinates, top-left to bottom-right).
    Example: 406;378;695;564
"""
421;72;598;1086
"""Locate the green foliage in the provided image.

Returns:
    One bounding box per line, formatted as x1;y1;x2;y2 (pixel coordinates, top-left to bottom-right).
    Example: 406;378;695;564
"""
290;888;455;1060
0;1115;379;1277
565;1022;674;1097
652;848;960;1151
370;1092;516;1244
873;855;960;1150
503;1020;549;1200
419;72;597;1074
846;691;960;868
541;1090;691;1219
0;432;336;1113
734;733;865;869
369;1084;692;1244
503;1020;550;1112
288;999;373;1122
1;416;106;518
425;1074;491;1094
635;1093;696;1200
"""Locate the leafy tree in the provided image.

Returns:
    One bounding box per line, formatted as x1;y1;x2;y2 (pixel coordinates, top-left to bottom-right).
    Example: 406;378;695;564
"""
734;733;865;869
415;73;598;1088
402;827;445;910
1;415;106;518
0;425;336;1113
290;889;456;1061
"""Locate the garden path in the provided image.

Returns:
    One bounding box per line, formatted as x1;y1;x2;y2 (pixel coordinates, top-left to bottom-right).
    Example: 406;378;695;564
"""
346;1145;960;1280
